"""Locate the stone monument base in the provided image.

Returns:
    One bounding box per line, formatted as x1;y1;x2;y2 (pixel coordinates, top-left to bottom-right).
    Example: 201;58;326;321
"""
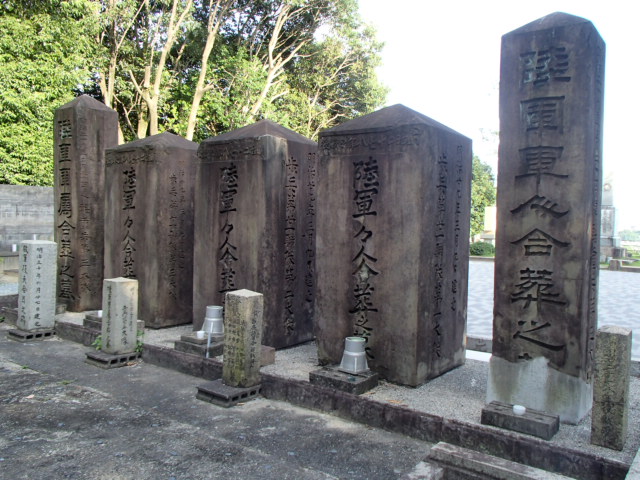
175;334;224;357
309;366;379;395
176;334;275;366
196;379;261;408
83;313;145;332
85;350;141;369
481;401;559;440
487;356;592;424
7;328;55;342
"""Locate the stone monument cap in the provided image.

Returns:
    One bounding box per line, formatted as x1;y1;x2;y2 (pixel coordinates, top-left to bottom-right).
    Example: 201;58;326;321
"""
599;325;632;336
108;132;198;152
320;104;467;139
229;288;261;298
508;12;595;35
57;94;115;112
202;119;315;145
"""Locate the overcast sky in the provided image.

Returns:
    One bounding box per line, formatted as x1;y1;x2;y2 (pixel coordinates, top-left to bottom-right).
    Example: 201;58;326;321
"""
357;0;640;230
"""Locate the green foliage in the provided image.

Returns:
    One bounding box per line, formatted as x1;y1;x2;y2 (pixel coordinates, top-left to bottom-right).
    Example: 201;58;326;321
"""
471;156;496;237
0;0;386;183
469;241;495;257
0;0;99;185
92;334;103;351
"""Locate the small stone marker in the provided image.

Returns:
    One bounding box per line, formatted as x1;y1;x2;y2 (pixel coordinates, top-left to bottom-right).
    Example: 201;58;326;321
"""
222;289;264;388
487;13;605;423
104;133;198;328
196;289;264;407
591;326;632;450
315;104;472;387
194;120;317;349
54;95;118;312
9;241;57;341
85;278;139;368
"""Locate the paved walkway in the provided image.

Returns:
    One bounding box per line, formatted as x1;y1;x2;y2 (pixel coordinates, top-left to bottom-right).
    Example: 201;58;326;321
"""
468;259;640;358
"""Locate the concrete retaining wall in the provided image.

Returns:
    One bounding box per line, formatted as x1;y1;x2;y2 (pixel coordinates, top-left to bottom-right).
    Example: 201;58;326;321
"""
0;185;54;252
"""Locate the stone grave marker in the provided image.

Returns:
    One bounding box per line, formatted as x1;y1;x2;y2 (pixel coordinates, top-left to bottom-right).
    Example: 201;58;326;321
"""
54;95;118;312
86;277;140;368
196;289;264;407
222;289;264;388
591;326;632;450
487;13;605;423
9;241;57;341
104;133;197;328
315;104;472;387
194;120;317;349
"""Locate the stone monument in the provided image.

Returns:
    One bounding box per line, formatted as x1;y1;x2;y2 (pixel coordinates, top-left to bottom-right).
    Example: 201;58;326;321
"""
315;104;472;387
194;120;317;349
487;13;605;423
600;173;620;261
86;277;140;368
9;241;57;341
591;326;632;450
54;95;119;312
104;133;197;328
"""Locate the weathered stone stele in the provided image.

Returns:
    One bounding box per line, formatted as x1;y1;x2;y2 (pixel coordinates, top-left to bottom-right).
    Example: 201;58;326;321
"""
17;241;57;331
222;289;264;388
487;13;605;423
101;277;138;355
194;120;317;349
315;104;472;387
591;326;631;450
54;95;119;312
104;133;197;328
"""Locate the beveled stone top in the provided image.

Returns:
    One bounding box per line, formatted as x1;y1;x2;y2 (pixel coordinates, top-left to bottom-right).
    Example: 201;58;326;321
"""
108;132;198;152
57;94;116;112
506;12;595;36
320;104;466;139
202;119;315;145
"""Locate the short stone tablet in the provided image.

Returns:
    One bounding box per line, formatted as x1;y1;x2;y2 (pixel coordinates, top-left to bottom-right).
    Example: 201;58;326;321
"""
16;241;57;332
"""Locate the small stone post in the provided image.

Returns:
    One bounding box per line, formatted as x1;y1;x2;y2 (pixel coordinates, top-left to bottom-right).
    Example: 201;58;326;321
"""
16;240;57;331
222;289;264;388
101;277;138;355
591;326;632;450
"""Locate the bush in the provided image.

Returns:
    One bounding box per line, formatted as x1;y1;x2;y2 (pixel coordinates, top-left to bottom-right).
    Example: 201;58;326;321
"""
469;241;495;257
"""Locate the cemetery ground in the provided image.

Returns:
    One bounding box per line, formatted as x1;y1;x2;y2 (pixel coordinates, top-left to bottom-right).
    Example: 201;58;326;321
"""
2;260;640;478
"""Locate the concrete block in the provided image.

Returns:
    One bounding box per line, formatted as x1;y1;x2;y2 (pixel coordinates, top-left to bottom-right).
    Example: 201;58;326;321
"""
481;401;559;440
428;442;572;479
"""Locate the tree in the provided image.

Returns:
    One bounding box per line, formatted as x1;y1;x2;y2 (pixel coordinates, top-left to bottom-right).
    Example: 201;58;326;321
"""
0;0;386;183
0;0;99;185
470;155;496;237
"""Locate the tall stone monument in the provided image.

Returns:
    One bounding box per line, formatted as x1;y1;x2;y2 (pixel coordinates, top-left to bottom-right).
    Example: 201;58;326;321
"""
194;120;317;349
315;104;472;387
54;95;118;312
487;13;605;423
16;241;57;331
104;133;197;328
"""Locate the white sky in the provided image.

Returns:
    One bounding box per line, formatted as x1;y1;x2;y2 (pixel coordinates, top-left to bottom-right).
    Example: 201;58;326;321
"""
358;0;640;230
